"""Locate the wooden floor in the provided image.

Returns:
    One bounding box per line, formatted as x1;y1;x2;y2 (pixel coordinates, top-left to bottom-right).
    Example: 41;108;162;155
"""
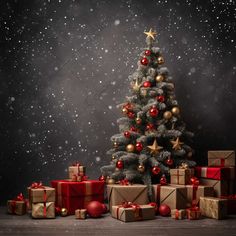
1;207;236;236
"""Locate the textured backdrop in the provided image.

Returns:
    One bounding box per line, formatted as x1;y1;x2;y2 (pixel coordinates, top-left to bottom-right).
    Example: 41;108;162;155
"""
0;0;235;203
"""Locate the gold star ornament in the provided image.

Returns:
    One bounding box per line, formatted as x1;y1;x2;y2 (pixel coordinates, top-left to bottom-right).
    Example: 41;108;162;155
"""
171;137;184;151
148;139;163;155
132;78;141;92
144;28;157;40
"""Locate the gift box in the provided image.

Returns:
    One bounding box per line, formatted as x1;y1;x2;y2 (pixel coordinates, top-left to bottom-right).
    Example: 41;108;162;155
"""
111;204;155;222
199;178;231;197
185;185;214;207
199;197;227;220
75;209;87;219
170;168;194;185
160;185;187;210
7;200;26;215
51;180;104;215
69;164;86;180
208;150;235;167
31;202;55;219
107;184;149;211
195;166;235;180
220;195;236;215
28;184;55;204
171;209;186;220
186;207;201;220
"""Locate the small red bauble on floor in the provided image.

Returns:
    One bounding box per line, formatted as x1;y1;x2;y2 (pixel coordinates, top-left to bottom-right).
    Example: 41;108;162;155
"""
149;202;158;215
124;131;131;138
159;204;171;217
86;201;104;218
135;142;143;152
144;50;151;56
152;166;161;175
149;106;158;117
143;81;151;88
140;57;149;65
116;160;124;169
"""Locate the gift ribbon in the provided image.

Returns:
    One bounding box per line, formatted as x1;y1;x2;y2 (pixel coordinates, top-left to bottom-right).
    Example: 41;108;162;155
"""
119;179;130;185
116;202;142;220
220;159;225;166
175;209;180;220
187;206;201;220
196;167;232;180
190;177;199;207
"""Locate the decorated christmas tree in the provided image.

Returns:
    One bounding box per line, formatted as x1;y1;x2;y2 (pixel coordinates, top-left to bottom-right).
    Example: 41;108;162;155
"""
101;29;196;197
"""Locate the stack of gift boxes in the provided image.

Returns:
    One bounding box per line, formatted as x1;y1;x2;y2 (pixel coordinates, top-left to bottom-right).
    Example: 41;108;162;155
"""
6;151;236;222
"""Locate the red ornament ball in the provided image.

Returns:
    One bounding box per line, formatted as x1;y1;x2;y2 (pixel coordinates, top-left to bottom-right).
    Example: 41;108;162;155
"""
140;57;149;66
144;50;151;56
127;111;135;119
160;174;167;185
152;166;161;175
55;206;61;216
86;201;104;218
130;126;137;132
135;142;143;152
124;131;131;138
146;123;155;130
116;160;124;169
149;106;158;117
98;175;106;181
101;204;108;214
157;95;165;103
149;202;158;215
143;81;151;88
166;158;174;166
159;204;171;217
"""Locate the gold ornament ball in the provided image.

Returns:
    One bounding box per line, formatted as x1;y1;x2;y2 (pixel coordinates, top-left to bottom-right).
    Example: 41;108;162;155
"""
155;74;164;83
172;107;180;115
122;107;128;114
107;178;116;185
137;164;145;173
112;155;116;160
135;117;142;125
157;56;164;65
163;111;172;120
61;208;68;217
126;144;135;152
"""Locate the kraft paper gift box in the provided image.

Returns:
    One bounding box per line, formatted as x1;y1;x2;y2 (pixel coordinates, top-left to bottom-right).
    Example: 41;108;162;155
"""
160;185;187;210
171;209;186;220
28;186;55;204
199;178;231;197
208;150;235;167
199;197;227;220
185;185;214;207
7;200;26;215
186;208;201;220
69;164;86;179
107;185;149;211
170;168;194;185
111;204;155;222
75;209;87;219
31;202;55;219
51;180;104;215
195;166;235;180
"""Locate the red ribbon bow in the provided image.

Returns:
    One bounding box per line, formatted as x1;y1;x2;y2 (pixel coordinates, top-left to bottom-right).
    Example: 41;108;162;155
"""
119;179;130;185
190;177;199;186
30;181;43;189
73;162;81;166
14;193;25;201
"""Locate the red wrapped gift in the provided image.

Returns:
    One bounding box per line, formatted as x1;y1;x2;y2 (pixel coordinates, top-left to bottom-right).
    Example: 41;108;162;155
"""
51;180;104;215
221;195;236;215
195;166;235;180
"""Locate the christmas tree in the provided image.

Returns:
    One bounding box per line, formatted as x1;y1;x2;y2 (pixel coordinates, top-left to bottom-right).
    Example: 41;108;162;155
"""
101;29;196;197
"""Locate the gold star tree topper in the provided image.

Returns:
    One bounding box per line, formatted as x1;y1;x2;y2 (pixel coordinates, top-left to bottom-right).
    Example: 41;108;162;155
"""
148;139;163;155
144;28;157;40
171;137;184;151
